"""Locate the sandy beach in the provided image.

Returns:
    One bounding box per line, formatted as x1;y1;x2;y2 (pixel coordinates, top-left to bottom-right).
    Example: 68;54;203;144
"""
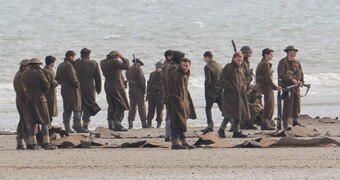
1;117;340;180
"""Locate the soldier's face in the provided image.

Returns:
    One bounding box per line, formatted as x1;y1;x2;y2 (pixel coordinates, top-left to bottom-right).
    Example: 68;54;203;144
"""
288;50;297;57
181;61;191;73
233;56;243;66
265;52;273;61
156;67;161;72
203;56;210;63
243;50;252;58
49;61;55;68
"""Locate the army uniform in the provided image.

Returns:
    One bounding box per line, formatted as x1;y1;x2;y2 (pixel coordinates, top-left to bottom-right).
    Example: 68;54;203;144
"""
247;89;264;127
278;46;304;128
75;56;101;129
167;57;196;149
256;58;278;129
161;59;172;140
146;62;164;128
13;59;30;149
100;51;130;131
126;59;149;128
43;65;59;123
56;58;89;133
23;58;56;150
203;60;224;132
220;54;250;138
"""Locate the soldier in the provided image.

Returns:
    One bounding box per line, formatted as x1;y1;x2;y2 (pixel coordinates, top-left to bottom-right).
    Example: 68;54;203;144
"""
167;52;196;149
56;51;89;133
161;50;173;142
220;52;250;138
126;58;150;129
146;61;164;128
200;51;225;133
100;51;130;131
13;59;30;149
75;48;102;130
240;46;256;130
23;58;56;150
256;48;281;130
43;56;59;123
278;46;304;128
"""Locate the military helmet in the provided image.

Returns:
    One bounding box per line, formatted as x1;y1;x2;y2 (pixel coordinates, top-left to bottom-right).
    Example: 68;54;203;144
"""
107;50;119;57
132;58;144;66
18;59;30;66
155;61;162;67
28;58;43;65
240;46;252;52
284;45;298;52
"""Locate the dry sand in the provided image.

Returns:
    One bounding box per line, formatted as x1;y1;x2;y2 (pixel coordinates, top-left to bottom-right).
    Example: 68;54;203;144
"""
1;117;340;180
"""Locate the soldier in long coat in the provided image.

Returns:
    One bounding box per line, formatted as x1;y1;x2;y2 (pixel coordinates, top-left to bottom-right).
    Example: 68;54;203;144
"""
277;46;304;128
23;58;56;150
256;48;281;130
56;51;89;133
161;50;173;141
13;59;30;149
100;51;130;131
146;61;164;128
126;58;150;129
43;56;58;123
167;54;196;149
75;48;102;130
220;52;250;138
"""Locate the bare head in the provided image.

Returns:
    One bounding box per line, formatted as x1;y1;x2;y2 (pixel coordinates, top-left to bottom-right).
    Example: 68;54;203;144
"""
180;58;191;73
203;51;213;63
232;52;244;67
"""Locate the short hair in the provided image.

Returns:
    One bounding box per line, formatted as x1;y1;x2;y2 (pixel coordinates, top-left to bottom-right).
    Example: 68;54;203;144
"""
80;48;91;58
232;52;244;59
164;50;173;59
180;57;191;64
65;50;76;59
172;51;185;64
262;48;274;58
203;51;213;59
45;55;56;65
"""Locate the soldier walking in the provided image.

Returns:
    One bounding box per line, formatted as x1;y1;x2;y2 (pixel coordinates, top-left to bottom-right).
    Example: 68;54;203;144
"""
277;46;304;128
126;58;150;129
256;48;281;130
100;51;130;131
56;51;89;133
146;61;164;128
75;48;102;130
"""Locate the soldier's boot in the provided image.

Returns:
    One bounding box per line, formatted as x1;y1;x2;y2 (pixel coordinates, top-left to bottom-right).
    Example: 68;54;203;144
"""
282;119;288;129
64;122;75;134
232;120;247;138
261;118;275;131
113;120;128;131
218;129;226;138
171;138;187;150
83;120;90;130
16;137;25;150
72;113;90;133
180;139;195;149
108;120;114;130
156;120;162;128
201;121;214;134
44;143;57;150
147;119;152;127
142;120;152;129
27;136;39;150
128;120;134;129
293;118;304;127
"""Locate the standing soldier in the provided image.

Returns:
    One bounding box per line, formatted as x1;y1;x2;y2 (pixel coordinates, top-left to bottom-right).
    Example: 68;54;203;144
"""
167;52;196;149
200;51;224;134
56;51;89;133
126;58;150;129
161;50;173;141
23;58;56;150
13;59;30;149
75;48;102;130
220;52;250;138
100;51;130;131
240;46;256;130
278;46;304;128
256;48;281;130
43;56;59;123
146;61;164;128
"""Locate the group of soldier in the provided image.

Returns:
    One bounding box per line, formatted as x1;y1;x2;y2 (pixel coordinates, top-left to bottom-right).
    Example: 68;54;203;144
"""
13;45;304;150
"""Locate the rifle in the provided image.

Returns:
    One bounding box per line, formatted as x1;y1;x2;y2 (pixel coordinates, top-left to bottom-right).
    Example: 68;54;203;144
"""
132;53;144;94
231;40;237;52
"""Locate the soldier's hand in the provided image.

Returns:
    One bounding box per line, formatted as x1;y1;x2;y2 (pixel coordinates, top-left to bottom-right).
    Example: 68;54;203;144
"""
292;79;299;85
117;52;125;60
276;86;282;91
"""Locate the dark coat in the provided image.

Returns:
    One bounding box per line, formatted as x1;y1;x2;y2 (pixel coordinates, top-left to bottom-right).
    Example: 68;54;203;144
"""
256;59;278;94
147;71;163;97
126;64;146;94
43;66;59;117
220;62;250;120
277;57;304;88
23;65;50;124
204;60;223;100
56;59;82;112
75;58;102;111
167;63;197;132
100;57;130;111
161;60;171;103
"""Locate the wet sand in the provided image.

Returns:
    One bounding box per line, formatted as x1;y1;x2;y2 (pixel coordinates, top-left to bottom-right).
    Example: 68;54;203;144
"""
1;117;340;180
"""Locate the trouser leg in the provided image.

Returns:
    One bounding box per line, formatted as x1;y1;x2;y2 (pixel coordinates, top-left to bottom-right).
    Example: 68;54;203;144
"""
136;92;148;127
106;94;114;129
63;110;73;133
282;89;295;127
113;99;125;128
165;104;171;139
41;124;50;144
155;96;164;128
128;93;137;125
205;96;214;129
82;109;91;129
147;95;156;126
28;124;37;145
